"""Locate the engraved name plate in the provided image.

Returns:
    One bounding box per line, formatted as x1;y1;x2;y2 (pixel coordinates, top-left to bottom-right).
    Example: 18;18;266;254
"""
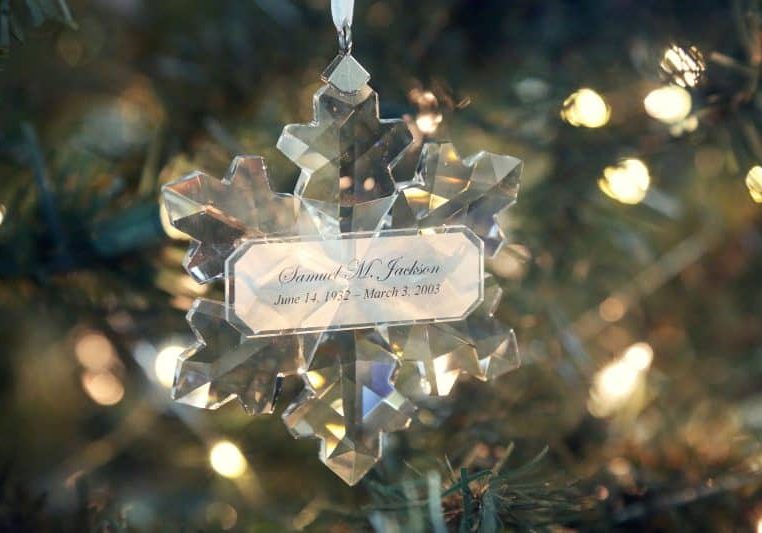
226;226;484;336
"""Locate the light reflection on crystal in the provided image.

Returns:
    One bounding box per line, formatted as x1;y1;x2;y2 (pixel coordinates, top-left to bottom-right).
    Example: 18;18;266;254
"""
390;274;519;396
172;298;308;415
283;329;415;485
391;142;522;257
389;323;479;397
155;344;184;388
277;54;413;234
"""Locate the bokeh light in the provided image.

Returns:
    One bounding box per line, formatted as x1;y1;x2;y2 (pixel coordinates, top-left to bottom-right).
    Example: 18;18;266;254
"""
669;115;699;137
416;112;443;135
154;344;184;388
660;44;706;88
0;205;6;227
81;371;125;406
362;177;376;192
206;502;238;531
561;88;611;128
75;331;118;371
57;32;84;67
339;176;353;190
599;296;627;322
622;342;654;371
746;166;762;203
598;158;651;205
588;342;654;418
209;441;248;479
644;85;692;124
488;244;532;281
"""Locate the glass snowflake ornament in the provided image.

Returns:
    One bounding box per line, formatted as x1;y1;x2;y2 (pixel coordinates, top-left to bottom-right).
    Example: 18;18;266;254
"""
161;1;523;485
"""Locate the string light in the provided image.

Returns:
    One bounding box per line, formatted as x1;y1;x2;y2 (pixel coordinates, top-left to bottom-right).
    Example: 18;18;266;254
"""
209;441;248;479
598;158;651;205
561;88;611;128
746;166;762;203
644;85;692;124
622;342;654;371
154;344;184;388
588;342;654;418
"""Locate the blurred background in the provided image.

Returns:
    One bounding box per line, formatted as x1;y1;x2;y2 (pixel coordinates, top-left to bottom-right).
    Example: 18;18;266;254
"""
1;0;762;530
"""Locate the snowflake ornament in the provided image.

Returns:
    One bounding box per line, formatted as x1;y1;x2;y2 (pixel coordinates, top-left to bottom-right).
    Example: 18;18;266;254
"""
161;1;522;485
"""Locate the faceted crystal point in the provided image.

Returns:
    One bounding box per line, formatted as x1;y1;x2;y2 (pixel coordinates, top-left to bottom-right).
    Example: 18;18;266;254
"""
392;142;522;257
388;322;480;397
448;274;521;381
322;54;370;94
162;155;315;283
172;298;306;415
277;72;413;234
478;327;519;380
282;329;415;485
388;274;520;396
404;143;474;220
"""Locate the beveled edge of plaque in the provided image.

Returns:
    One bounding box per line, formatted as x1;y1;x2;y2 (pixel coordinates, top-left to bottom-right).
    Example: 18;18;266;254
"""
224;225;485;338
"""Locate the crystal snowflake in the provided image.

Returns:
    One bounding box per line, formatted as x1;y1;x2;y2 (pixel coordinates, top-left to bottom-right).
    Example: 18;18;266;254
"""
161;52;522;485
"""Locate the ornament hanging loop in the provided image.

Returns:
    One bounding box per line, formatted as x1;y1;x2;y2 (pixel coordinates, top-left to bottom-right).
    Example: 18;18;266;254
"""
332;0;354;54
338;24;353;54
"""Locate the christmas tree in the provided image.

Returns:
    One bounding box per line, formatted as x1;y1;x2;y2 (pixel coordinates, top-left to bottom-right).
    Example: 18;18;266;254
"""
1;0;761;531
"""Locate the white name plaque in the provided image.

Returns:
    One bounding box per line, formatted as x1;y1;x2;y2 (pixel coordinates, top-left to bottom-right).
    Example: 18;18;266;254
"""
226;226;484;336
